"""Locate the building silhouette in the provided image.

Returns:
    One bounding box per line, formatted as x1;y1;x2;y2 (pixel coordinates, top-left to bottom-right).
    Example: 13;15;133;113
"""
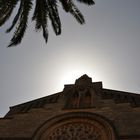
0;74;140;140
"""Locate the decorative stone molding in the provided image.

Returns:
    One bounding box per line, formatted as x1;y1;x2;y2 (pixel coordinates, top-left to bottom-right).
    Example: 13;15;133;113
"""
33;112;118;140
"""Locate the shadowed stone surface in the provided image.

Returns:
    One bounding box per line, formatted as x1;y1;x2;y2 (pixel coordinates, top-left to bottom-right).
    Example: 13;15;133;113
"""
0;75;140;140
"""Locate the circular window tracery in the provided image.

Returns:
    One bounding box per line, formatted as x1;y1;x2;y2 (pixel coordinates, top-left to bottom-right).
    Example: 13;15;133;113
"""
48;122;101;140
33;112;117;140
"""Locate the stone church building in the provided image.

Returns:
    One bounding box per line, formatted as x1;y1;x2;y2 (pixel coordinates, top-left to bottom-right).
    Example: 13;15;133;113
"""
0;75;140;140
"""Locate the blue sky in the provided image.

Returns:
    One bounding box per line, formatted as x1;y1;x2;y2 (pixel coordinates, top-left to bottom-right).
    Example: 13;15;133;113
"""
0;0;140;116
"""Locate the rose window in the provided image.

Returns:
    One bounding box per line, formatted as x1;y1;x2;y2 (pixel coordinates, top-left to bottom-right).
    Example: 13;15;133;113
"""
46;122;102;140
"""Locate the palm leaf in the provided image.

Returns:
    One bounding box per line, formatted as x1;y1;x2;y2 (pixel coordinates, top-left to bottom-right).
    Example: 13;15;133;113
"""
8;0;32;47
59;0;71;12
59;0;85;24
47;0;61;35
32;0;48;42
6;0;23;33
32;0;42;29
69;1;85;24
76;0;95;5
0;0;19;27
0;0;95;46
0;0;5;10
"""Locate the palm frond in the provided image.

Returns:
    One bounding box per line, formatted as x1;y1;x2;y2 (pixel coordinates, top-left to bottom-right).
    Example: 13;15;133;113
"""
0;0;9;15
32;0;41;29
8;0;32;47
0;0;5;9
59;0;85;24
0;0;19;27
76;0;95;5
32;0;48;42
6;0;23;33
0;0;95;46
69;2;85;24
47;0;61;35
59;0;71;12
42;24;48;43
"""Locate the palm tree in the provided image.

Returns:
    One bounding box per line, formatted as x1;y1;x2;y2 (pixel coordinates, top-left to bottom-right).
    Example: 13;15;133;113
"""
0;0;95;47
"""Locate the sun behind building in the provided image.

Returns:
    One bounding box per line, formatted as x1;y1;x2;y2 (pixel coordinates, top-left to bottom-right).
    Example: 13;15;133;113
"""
0;74;140;140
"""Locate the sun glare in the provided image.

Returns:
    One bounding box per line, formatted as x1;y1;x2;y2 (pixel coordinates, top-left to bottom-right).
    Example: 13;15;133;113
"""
60;69;95;86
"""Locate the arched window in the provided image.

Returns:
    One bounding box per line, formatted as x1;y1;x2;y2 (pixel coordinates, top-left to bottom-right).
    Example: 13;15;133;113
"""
33;112;117;140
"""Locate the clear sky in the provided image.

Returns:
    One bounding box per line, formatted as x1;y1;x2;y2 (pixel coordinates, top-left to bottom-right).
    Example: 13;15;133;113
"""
0;0;140;117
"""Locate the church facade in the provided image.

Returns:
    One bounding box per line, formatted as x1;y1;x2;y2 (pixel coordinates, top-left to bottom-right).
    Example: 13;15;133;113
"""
0;75;140;140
